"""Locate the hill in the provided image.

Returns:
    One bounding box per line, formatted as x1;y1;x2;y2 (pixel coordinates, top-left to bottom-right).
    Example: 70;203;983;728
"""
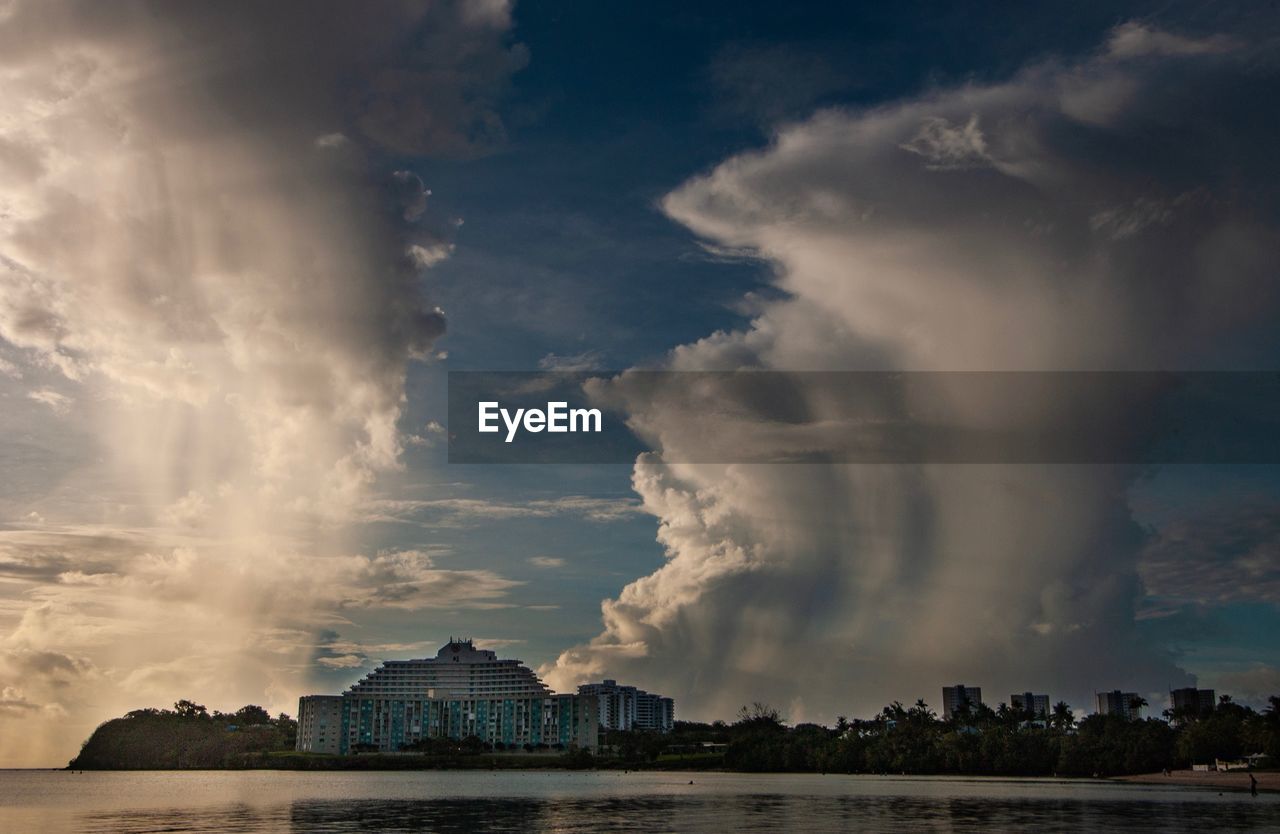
69;701;296;769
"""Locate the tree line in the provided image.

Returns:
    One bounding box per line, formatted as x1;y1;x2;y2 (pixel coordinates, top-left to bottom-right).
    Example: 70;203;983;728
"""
618;695;1280;775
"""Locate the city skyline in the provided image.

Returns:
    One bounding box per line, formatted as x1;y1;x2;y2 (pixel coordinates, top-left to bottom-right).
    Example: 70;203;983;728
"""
2;0;1279;769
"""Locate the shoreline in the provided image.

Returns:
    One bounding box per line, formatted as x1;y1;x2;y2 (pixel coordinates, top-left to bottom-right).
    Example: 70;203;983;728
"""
46;763;1280;792
1113;770;1278;793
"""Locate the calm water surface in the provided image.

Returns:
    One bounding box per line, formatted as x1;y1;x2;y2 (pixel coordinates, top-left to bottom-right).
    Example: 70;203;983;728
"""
1;770;1278;833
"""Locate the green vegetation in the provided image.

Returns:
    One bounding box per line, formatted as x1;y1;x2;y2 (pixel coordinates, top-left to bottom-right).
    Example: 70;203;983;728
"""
68;701;297;769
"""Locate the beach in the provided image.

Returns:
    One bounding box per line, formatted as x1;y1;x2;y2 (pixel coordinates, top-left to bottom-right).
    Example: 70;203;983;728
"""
1116;769;1278;793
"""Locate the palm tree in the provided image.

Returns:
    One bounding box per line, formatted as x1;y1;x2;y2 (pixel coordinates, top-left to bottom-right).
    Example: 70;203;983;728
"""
1050;700;1074;732
882;701;907;723
910;699;936;724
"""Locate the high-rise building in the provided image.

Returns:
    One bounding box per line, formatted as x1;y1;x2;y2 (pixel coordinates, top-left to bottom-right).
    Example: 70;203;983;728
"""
942;685;983;719
1010;692;1050;720
1170;687;1216;716
296;695;343;754
578;679;675;733
295;639;597;754
1095;690;1143;720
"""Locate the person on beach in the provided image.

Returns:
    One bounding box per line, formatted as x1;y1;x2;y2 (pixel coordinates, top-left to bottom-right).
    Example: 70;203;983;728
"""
1250;773;1258;797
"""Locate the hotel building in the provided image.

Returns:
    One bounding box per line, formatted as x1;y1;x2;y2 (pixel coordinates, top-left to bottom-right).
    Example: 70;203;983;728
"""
296;639;598;753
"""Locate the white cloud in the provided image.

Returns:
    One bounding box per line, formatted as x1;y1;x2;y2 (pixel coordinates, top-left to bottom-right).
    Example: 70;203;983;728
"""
529;556;566;569
900;115;990;170
26;388;71;413
326;549;521;611
316;654;366;669
1105;22;1237;59
407;243;455;269
538;350;606;372
473;637;526;650
313;133;350;150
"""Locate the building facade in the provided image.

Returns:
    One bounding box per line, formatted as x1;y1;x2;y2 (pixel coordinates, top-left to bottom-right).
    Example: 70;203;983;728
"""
296;694;343;754
295;639;598;754
1095;690;1143;720
1170;687;1216;717
942;685;983;719
578;679;675;733
1010;692;1050;720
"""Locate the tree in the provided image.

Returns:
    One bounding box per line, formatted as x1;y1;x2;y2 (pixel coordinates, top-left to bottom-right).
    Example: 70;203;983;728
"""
909;700;936;724
234;705;271;725
737;702;783;727
1050;701;1075;732
174;700;208;718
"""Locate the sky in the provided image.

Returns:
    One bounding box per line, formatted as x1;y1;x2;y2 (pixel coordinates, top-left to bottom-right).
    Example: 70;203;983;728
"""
1;0;1279;766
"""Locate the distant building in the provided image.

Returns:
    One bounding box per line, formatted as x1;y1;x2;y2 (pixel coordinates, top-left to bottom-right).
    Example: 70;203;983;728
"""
1095;690;1143;720
1170;687;1216;716
578;679;674;733
296;695;343;754
295;639;597;754
1010;692;1050;720
942;685;983;719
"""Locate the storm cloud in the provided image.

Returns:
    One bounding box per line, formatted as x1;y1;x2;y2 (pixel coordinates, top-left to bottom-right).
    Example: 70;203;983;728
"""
0;0;524;765
545;22;1280;720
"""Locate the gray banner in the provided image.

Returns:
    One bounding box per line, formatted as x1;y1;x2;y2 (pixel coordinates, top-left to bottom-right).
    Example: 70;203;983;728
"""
447;371;1280;464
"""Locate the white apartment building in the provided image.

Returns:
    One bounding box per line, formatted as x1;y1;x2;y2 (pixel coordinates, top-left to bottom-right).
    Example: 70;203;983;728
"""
296;694;343;754
578;679;674;733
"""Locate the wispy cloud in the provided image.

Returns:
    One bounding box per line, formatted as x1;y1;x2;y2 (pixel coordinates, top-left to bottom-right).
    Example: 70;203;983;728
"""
538;351;606;372
358;495;643;526
26;389;71;414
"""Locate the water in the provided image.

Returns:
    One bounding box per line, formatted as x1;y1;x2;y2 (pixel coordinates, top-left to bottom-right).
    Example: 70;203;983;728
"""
1;770;1277;833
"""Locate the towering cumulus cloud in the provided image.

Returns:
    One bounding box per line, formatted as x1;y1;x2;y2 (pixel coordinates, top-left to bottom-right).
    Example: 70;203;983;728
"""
545;24;1280;720
0;1;522;764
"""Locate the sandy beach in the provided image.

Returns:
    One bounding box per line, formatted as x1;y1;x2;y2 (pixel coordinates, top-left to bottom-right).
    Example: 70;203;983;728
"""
1115;769;1279;793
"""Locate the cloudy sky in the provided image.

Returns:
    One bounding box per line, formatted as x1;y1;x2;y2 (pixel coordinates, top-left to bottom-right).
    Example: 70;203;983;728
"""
2;0;1279;766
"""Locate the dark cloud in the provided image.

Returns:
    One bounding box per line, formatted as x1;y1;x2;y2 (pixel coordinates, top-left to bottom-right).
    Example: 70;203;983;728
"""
0;0;525;158
0;531;143;583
